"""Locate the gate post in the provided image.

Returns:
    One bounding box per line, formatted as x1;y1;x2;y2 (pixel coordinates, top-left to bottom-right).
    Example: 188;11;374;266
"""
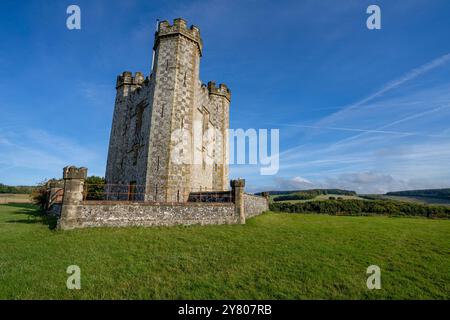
231;179;245;224
261;192;270;207
58;166;87;230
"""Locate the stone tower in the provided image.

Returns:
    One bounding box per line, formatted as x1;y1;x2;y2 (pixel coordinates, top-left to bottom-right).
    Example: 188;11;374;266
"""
105;18;230;202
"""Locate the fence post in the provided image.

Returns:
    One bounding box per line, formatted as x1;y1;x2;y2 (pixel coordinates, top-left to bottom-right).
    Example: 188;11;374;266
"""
58;166;87;230
261;192;270;207
231;179;246;224
46;180;64;211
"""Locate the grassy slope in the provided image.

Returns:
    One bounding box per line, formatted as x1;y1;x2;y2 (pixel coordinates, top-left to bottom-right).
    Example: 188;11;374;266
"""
0;204;449;299
0;194;31;204
272;194;365;204
382;195;450;206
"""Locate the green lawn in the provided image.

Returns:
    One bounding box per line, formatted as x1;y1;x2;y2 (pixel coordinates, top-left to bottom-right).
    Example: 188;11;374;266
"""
0;203;449;299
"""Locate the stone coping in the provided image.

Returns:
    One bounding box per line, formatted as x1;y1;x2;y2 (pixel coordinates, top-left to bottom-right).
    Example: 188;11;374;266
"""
244;193;266;199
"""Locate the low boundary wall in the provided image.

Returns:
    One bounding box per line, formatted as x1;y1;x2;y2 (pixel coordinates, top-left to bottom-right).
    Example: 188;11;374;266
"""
56;166;269;230
243;193;269;218
59;202;237;229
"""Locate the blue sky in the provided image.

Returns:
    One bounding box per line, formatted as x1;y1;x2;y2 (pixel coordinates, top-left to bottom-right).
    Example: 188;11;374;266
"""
0;0;449;193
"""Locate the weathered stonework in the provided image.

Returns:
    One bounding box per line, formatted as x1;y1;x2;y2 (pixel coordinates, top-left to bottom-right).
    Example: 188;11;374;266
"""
105;18;230;202
58;166;87;229
62;202;237;229
243;193;269;219
231;179;246;224
56;170;268;230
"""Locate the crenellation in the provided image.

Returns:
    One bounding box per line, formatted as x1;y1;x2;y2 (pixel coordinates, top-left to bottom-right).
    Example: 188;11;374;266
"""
155;18;203;56
207;81;231;101
63;166;87;180
116;71;146;89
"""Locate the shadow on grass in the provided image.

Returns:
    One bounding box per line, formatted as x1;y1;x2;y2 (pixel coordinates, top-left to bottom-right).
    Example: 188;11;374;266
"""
3;203;58;230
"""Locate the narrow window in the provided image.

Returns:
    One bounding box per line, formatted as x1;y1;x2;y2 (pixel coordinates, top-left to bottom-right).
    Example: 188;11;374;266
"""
161;104;164;117
136;103;144;136
128;181;136;201
133;146;138;165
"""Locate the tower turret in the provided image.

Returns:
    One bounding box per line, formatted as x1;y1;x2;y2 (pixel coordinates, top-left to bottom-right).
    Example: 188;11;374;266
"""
207;81;231;101
106;71;146;185
154;18;203;56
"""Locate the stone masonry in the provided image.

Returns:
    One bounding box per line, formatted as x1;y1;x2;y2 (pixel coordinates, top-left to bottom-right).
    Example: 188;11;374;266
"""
57;167;268;230
105;18;230;202
55;18;269;230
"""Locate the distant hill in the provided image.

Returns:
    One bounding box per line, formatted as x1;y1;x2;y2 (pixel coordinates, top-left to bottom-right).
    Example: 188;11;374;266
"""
386;189;450;200
258;189;357;196
258;189;357;202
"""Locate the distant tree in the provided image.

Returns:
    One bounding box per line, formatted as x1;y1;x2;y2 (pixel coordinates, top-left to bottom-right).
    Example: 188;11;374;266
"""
31;180;48;210
0;183;35;194
84;176;106;200
387;189;450;200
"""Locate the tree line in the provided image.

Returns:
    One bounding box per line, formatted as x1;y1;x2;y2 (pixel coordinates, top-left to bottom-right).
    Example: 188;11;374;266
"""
270;199;450;219
0;183;35;194
387;188;450;200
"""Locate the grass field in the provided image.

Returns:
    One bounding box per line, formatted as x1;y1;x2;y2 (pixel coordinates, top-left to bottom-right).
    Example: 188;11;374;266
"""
382;195;450;207
0;204;449;299
0;194;31;204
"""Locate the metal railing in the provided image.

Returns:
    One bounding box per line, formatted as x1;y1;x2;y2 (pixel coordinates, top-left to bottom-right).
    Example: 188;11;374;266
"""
82;183;233;203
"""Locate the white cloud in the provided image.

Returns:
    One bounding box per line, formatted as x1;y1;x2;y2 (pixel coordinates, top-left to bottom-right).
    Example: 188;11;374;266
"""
271;171;448;194
0;127;102;185
274;176;314;190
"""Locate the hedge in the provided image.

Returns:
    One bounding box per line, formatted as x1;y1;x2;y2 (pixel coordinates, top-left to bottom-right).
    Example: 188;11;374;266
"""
269;199;450;219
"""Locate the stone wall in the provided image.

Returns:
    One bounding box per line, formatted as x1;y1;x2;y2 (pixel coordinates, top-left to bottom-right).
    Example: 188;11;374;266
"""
57;168;267;230
243;193;269;218
60;202;237;229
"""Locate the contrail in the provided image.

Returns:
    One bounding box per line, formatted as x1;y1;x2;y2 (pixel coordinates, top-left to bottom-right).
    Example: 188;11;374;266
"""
330;104;450;147
278;123;448;138
319;53;450;122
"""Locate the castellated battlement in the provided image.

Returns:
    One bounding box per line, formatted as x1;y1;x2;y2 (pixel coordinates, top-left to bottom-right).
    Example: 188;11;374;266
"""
116;71;146;89
63;166;87;180
207;81;231;101
155;18;203;55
